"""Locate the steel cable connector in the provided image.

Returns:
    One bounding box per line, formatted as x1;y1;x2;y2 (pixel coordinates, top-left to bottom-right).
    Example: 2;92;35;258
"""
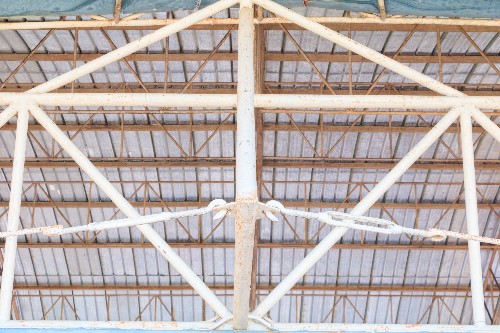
265;200;500;246
0;199;227;239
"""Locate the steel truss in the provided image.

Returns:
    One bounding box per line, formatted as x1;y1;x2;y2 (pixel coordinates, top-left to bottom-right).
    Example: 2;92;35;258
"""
0;0;499;331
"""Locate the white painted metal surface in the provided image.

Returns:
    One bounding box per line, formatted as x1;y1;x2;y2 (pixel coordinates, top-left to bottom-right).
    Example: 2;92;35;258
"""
233;0;259;329
460;111;486;325
0;15;498;31
0;106;29;319
0;0;498;330
471;108;500;143
0;94;499;109
271;323;500;332
0;106;17;129
0;320;500;332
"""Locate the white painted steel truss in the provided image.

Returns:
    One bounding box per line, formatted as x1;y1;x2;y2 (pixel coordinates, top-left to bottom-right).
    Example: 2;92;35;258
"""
0;0;499;331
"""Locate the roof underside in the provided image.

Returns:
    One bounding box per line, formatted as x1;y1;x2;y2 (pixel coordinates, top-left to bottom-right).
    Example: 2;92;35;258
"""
1;0;500;19
0;2;498;328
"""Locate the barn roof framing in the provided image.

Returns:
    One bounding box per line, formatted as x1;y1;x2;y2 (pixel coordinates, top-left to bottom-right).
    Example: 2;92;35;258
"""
0;0;498;331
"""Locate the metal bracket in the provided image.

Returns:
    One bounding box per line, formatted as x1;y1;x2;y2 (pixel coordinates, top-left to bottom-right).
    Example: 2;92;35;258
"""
213;200;280;222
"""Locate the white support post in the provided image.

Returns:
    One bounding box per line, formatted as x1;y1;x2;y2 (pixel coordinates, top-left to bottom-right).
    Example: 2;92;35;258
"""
460;110;486;326
252;107;462;317
233;0;258;329
28;104;232;319
0;106;29;320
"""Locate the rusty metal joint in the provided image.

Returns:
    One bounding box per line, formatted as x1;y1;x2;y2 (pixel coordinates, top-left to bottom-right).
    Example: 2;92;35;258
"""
213;200;279;222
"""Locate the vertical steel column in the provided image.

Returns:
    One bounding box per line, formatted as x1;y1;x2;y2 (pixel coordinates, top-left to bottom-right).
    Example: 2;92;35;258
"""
233;0;257;329
0;106;29;320
460;110;486;326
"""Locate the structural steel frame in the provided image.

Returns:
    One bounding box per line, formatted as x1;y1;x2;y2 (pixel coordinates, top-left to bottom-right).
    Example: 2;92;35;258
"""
0;0;499;331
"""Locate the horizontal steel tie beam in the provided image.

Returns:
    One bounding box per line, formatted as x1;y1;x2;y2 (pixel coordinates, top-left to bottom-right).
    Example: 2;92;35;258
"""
0;17;499;31
1;108;498;116
0;321;499;332
271;323;500;332
1;93;500;109
0;200;497;209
